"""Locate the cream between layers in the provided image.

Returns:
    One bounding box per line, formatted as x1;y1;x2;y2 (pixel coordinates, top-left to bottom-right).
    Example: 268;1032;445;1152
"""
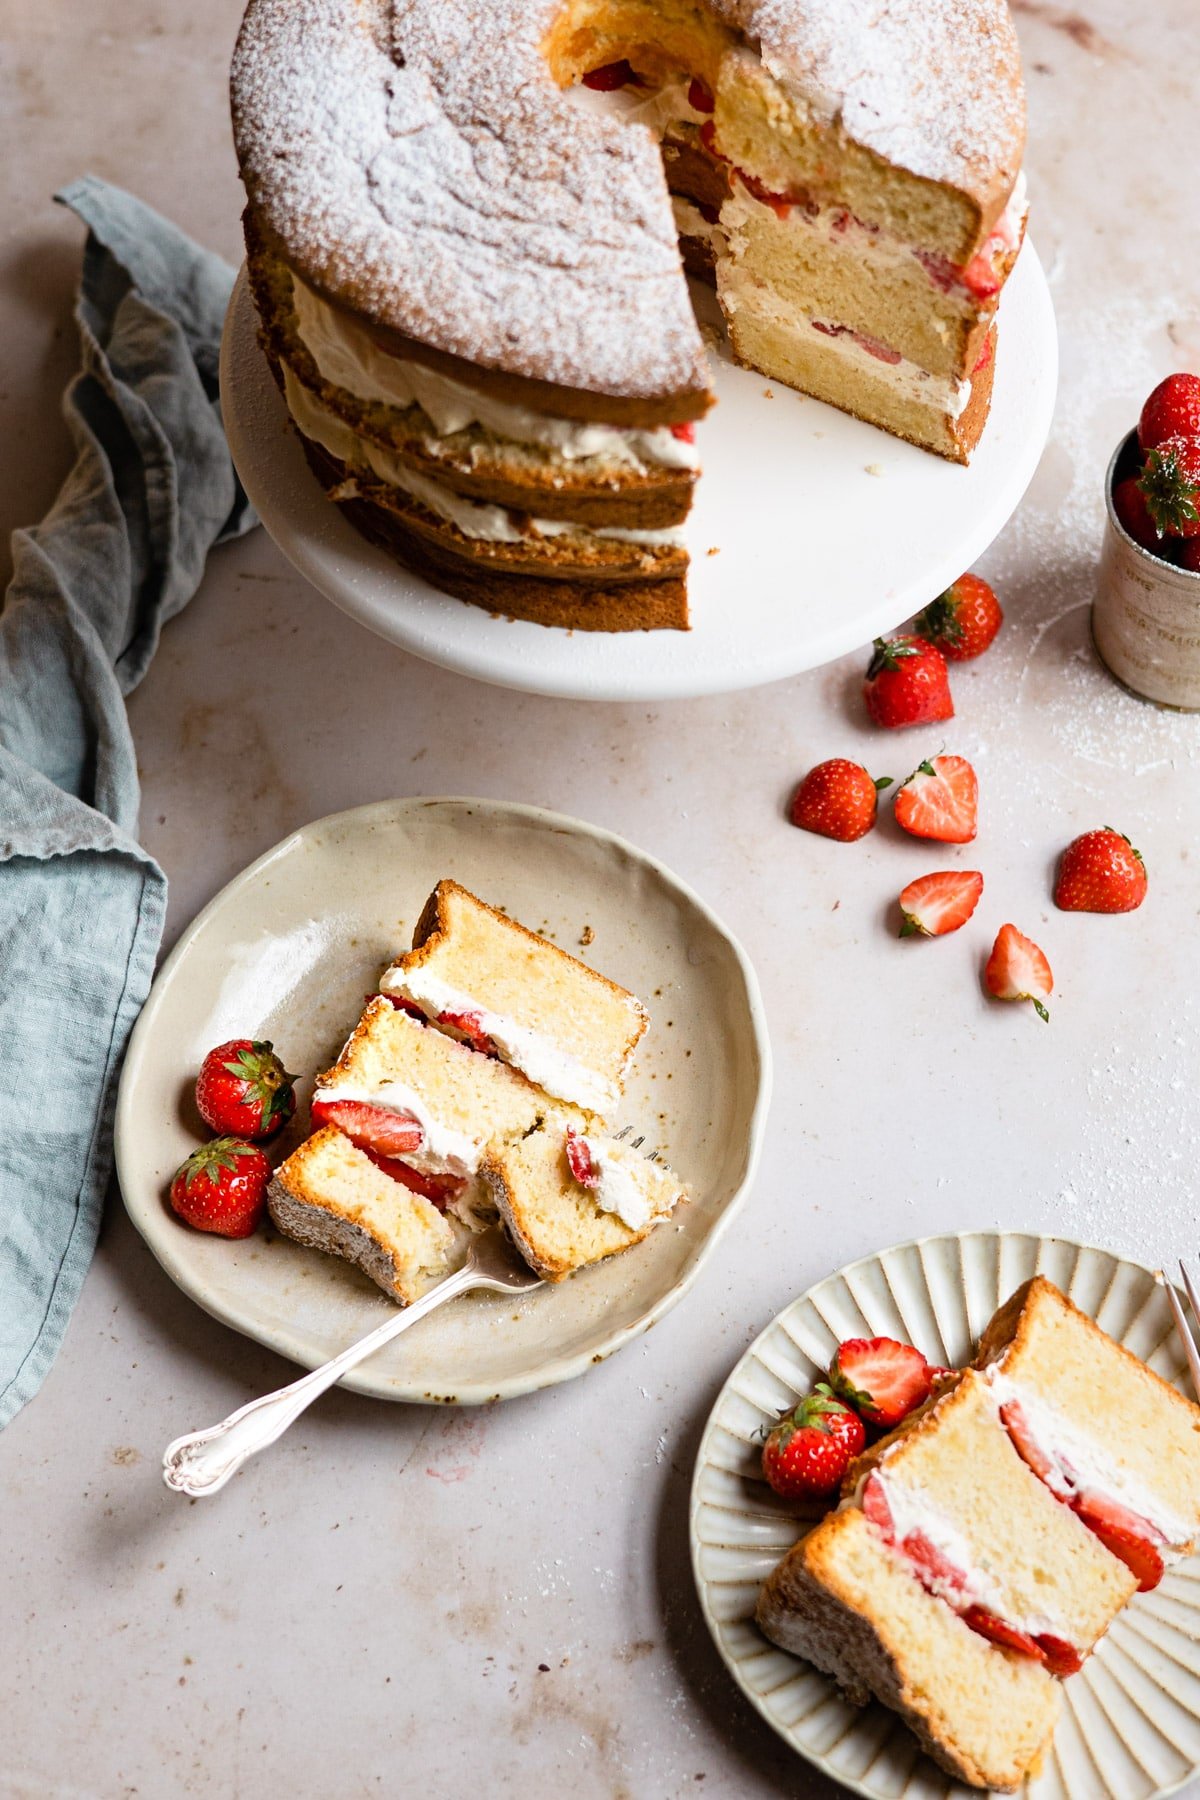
378;966;621;1114
290;275;700;472
987;1369;1197;1552
283;367;687;549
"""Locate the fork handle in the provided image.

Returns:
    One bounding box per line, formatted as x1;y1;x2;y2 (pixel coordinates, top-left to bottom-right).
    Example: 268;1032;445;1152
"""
161;1261;480;1496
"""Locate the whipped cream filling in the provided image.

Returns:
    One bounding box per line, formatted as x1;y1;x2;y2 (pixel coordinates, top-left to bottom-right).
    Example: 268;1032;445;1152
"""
716;274;972;419
378;966;622;1115
290;275;700;472
864;1470;1070;1642
573;1135;657;1233
987;1370;1196;1553
313;1076;480;1180
283;368;686;550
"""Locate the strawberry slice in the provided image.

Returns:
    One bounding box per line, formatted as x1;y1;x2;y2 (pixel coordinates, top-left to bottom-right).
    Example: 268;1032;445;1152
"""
582;59;640;90
311;1096;424;1157
830;1336;933;1428
437;1008;492;1056
902;1530;967;1595
893;755;978;844
565;1126;599;1189
861;1471;895;1540
998;1399;1061;1489
1037;1634;1083;1676
962;1606;1047;1662
687;76;715;112
899;869;984;937
984;924;1053;1023
361;1147;466;1209
1072;1490;1166;1591
379;992;426;1020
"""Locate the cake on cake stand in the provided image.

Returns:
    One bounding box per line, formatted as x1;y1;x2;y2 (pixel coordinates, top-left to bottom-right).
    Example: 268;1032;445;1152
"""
221;246;1056;703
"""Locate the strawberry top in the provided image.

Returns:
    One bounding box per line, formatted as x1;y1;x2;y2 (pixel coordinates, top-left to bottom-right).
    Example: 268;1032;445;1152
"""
1138;372;1200;453
1137;436;1200;540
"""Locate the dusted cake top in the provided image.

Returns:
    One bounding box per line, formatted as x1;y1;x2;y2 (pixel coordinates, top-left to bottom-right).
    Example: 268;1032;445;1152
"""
232;0;1024;404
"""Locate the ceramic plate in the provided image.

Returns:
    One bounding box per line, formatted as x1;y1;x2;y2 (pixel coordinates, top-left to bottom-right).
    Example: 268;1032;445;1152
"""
690;1232;1200;1800
221;244;1057;702
115;798;770;1402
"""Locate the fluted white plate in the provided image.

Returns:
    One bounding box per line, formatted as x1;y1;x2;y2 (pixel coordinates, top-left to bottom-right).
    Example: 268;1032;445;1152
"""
690;1232;1200;1800
221;242;1056;702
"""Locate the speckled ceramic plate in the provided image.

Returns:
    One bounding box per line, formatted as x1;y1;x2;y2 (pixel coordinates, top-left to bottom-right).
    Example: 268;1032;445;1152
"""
115;797;770;1403
690;1232;1200;1800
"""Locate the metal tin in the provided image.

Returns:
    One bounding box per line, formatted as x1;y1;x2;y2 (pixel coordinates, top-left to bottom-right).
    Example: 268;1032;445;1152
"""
1092;428;1200;711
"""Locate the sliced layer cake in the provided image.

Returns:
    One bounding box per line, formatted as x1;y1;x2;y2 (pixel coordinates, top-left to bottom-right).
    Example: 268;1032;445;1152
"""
232;0;1026;629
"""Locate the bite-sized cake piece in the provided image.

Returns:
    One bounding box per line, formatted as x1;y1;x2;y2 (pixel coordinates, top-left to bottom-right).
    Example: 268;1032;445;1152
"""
268;1126;468;1303
480;1120;685;1282
379;880;648;1116
977;1276;1200;1585
757;1504;1061;1793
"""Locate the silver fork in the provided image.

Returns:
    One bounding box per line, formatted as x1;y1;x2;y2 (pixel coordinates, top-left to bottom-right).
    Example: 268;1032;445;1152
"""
1160;1261;1200;1398
161;1230;540;1498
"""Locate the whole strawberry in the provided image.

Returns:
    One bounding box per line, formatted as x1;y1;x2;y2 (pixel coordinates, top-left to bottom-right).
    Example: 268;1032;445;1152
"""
761;1385;866;1500
1054;828;1147;914
863;636;954;729
1138;373;1200;453
829;1336;933;1428
196;1039;296;1140
915;574;1003;661
788;759;892;841
1137;437;1200;539
1178;538;1200;574
169;1138;272;1238
1112;476;1162;554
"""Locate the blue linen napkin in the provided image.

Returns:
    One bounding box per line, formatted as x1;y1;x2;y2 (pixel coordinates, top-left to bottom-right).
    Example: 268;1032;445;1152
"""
0;177;255;1428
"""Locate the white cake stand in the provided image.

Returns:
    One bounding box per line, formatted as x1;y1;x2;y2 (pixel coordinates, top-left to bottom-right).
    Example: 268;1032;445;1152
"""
221;247;1057;702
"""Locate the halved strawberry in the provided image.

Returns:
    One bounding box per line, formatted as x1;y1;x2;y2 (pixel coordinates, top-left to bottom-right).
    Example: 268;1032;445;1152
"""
1037;1635;1083;1676
361;1147;466;1209
437;1008;493;1055
1072;1489;1166;1592
898;869;984;937
962;1606;1047;1662
893;755;978;844
861;1471;895;1539
902;1530;967;1594
998;1399;1061;1489
311;1096;424;1157
829;1337;933;1428
565;1126;599;1189
984;924;1053;1023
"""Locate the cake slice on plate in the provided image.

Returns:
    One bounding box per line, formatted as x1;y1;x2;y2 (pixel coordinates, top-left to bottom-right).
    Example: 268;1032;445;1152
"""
481;1120;686;1282
977;1275;1200;1586
267;1125;468;1304
756;1367;1135;1790
379;879;648;1114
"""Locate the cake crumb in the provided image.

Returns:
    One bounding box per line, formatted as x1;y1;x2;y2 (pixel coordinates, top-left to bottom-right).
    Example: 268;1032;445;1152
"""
706;546;720;557
763;387;774;399
579;924;595;947
865;462;885;476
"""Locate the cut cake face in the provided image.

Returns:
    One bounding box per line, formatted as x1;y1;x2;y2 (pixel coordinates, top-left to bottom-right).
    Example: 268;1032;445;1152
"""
379;879;648;1115
977;1276;1200;1567
267;1126;468;1304
757;1503;1061;1793
481;1120;686;1282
